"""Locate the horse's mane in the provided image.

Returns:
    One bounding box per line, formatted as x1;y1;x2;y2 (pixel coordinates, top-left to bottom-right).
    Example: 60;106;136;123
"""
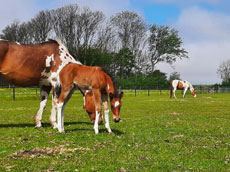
101;68;117;86
101;68;120;96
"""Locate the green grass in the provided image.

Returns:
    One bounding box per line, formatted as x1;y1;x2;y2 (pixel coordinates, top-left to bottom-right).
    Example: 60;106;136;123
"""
0;90;230;171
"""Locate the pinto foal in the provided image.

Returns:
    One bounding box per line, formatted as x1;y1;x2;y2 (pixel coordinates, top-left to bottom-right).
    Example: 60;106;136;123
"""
55;63;123;134
170;80;196;98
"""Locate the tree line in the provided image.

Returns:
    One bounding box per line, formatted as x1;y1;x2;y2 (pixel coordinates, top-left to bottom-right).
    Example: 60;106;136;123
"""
0;4;188;89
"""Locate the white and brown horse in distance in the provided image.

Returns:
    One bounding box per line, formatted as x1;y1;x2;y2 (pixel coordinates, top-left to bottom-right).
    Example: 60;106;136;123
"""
0;39;81;129
56;63;123;134
170;80;196;98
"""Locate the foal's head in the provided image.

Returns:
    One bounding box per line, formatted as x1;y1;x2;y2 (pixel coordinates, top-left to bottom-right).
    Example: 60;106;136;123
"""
109;91;124;123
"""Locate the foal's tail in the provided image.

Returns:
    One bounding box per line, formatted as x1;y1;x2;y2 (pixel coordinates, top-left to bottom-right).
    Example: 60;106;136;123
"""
170;81;173;98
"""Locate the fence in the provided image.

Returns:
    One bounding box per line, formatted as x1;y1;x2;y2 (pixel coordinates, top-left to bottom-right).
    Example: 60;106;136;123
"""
0;85;229;101
0;86;229;101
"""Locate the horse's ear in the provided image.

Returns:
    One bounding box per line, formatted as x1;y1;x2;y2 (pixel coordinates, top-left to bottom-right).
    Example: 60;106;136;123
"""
119;91;124;99
109;93;113;100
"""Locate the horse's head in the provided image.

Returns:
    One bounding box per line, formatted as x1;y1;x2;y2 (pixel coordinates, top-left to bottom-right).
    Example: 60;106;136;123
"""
109;91;124;123
191;89;196;98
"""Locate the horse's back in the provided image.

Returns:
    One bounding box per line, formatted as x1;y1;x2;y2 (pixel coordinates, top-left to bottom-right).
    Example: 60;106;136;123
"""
0;40;59;86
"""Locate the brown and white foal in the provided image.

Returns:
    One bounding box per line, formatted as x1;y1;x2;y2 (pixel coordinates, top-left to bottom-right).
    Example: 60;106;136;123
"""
56;63;123;134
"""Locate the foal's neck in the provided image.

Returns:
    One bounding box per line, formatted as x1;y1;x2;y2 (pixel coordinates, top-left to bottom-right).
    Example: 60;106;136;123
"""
105;74;115;95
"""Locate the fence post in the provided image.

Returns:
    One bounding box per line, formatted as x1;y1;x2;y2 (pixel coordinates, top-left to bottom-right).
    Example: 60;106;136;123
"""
36;86;38;96
148;88;150;96
13;86;15;101
135;87;136;97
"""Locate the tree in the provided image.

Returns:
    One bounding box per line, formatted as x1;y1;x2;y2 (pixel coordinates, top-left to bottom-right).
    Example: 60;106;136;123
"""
28;10;52;42
217;59;230;85
51;5;105;63
110;11;147;52
148;24;188;72
169;71;181;81
114;48;136;78
81;7;105;50
51;4;80;54
96;21;116;52
0;20;30;43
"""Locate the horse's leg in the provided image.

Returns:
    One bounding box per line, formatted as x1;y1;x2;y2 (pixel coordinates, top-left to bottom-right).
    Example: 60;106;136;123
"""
170;87;173;98
183;88;187;98
101;93;111;133
35;86;51;128
93;89;102;134
57;86;75;133
173;88;177;99
50;90;58;129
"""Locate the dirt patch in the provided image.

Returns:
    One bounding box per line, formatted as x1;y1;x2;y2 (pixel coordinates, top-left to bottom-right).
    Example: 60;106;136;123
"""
26;114;35;119
8;145;90;159
168;112;183;116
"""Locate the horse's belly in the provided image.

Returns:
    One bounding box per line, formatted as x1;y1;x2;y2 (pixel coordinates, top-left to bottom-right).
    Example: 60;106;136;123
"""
3;73;41;87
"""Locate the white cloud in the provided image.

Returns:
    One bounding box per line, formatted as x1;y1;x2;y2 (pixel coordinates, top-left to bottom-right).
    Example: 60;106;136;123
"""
177;7;230;43
157;7;230;84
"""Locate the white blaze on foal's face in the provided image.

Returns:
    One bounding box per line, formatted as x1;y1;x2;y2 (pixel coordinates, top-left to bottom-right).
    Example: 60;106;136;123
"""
114;101;120;108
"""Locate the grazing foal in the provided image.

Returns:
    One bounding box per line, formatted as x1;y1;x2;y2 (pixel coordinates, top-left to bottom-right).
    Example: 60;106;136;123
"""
170;80;196;98
83;90;103;124
55;63;123;134
83;90;123;124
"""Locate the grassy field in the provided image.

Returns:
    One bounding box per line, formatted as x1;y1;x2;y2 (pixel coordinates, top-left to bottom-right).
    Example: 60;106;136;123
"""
0;89;230;171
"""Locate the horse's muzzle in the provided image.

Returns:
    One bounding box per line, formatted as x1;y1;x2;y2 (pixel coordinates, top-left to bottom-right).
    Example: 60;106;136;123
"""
114;118;120;123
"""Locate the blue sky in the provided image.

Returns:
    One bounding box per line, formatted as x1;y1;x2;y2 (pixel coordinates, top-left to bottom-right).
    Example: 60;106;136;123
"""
1;0;230;84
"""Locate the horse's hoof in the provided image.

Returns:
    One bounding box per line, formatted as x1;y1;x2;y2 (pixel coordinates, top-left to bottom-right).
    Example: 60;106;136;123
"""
34;125;42;129
52;125;58;129
94;129;99;134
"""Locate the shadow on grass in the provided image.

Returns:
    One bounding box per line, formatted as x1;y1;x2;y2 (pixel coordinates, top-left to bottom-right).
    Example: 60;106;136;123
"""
0;121;92;128
65;128;124;135
0;122;124;135
100;129;124;135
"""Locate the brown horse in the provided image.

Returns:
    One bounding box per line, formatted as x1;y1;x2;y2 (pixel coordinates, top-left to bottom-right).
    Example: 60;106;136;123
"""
56;63;123;134
0;39;81;129
83;90;123;125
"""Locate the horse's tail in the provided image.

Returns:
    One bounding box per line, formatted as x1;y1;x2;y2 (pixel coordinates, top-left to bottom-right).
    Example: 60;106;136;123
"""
170;80;173;98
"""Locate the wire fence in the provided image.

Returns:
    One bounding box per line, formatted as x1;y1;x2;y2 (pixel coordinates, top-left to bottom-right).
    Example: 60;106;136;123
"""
0;85;229;101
